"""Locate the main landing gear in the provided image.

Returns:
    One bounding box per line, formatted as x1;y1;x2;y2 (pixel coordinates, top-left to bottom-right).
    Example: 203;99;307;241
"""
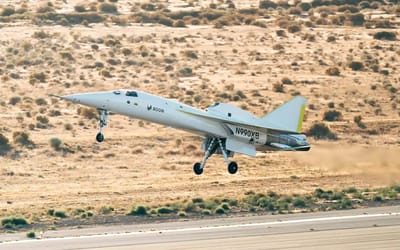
96;109;108;143
193;138;238;175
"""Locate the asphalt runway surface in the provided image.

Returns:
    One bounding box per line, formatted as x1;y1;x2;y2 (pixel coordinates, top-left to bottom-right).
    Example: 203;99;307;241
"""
1;206;399;249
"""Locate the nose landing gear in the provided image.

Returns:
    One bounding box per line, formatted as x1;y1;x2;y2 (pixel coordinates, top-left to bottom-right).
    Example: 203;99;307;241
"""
96;109;108;143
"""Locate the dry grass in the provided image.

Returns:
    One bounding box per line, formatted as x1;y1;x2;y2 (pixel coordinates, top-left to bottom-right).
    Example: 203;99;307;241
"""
0;0;399;222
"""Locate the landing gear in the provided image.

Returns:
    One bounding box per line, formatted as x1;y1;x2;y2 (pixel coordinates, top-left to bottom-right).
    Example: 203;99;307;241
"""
228;161;238;174
193;137;239;175
193;163;203;175
96;132;104;142
96;109;108;143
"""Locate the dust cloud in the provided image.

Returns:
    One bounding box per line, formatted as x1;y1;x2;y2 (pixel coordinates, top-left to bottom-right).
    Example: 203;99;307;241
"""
288;143;400;185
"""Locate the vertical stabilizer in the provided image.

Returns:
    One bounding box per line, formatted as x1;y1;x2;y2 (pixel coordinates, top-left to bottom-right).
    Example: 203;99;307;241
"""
260;96;306;133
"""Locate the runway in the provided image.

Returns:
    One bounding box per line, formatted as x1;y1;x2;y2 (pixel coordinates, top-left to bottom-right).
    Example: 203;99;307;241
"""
1;206;399;249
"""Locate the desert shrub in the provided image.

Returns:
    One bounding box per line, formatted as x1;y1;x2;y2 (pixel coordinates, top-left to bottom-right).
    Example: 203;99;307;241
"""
0;133;10;147
32;30;50;39
1;216;28;229
36;115;49;124
298;2;312;11
370;1;381;9
289;7;302;15
307;122;337;140
215;206;225;214
99;206;114;214
348;61;363;71
373;20;392;29
61;122;72;131
157;207;173;214
338;5;359;13
192;197;204;203
36;3;54;13
354;115;366;128
74;5;86;12
179;67;193;77
121;48;132;56
50;137;62;151
323;110;342;121
128;206;147;216
47;209;55;216
358;1;370;9
340;199;352;209
54;210;67;218
276;29;286;37
30;72;46;83
26;231;36;238
141;3;156;11
273;83;285;93
343;187;358;193
257;197;275;211
302;33;316;41
259;0;277;9
178;211;186;217
293;197;306;208
220;203;230;210
35;98;47;106
0;133;11;154
199;9;224;21
252;20;267;28
281;77;293;85
59;12;105;24
348;13;364;26
173;19;186;27
202;209;211;215
1;6;15;16
60;51;74;61
273;44;284;50
13;131;34;147
184;50;198;59
327;35;336;42
99;3;118;13
287;23;301;33
325;67;340;76
9;96;21;105
373;31;396;41
100;69;112;78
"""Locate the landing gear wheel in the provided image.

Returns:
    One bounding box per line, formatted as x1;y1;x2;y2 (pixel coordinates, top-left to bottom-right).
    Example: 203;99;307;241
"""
96;132;104;143
193;162;203;175
228;161;238;174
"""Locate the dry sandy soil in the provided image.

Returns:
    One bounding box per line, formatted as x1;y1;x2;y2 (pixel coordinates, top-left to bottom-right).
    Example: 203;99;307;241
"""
0;0;399;222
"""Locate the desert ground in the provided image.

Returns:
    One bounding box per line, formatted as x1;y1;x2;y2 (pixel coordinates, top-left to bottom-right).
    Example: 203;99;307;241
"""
0;0;399;224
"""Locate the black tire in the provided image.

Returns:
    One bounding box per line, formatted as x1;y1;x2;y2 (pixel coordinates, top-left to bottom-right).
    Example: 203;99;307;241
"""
96;132;104;142
193;162;203;175
228;161;238;174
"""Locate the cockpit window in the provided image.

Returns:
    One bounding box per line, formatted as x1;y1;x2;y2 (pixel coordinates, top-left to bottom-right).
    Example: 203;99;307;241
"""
126;91;138;97
209;102;220;108
113;90;121;95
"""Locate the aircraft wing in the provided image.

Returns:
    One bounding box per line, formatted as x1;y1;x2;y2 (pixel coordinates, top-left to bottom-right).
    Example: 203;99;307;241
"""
178;108;300;134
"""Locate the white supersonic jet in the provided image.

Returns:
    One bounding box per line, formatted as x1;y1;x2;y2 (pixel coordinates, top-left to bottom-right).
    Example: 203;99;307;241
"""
53;90;310;175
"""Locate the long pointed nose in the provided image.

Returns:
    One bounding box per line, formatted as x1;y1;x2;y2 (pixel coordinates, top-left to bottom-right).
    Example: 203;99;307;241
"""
61;92;108;109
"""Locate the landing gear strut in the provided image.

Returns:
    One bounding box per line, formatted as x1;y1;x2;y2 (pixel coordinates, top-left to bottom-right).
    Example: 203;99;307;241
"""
96;109;108;143
193;138;238;175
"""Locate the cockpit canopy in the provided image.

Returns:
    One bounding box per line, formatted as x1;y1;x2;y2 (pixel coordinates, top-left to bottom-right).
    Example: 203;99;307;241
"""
125;91;138;97
112;90;139;97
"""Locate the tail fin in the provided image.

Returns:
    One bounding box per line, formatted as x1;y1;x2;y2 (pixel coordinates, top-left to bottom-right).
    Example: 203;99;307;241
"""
260;96;306;133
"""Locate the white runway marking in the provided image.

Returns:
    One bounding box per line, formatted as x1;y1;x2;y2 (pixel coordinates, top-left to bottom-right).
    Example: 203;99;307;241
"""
2;211;400;245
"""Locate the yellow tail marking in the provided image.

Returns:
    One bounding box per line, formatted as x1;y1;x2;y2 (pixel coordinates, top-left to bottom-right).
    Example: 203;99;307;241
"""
297;104;306;133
